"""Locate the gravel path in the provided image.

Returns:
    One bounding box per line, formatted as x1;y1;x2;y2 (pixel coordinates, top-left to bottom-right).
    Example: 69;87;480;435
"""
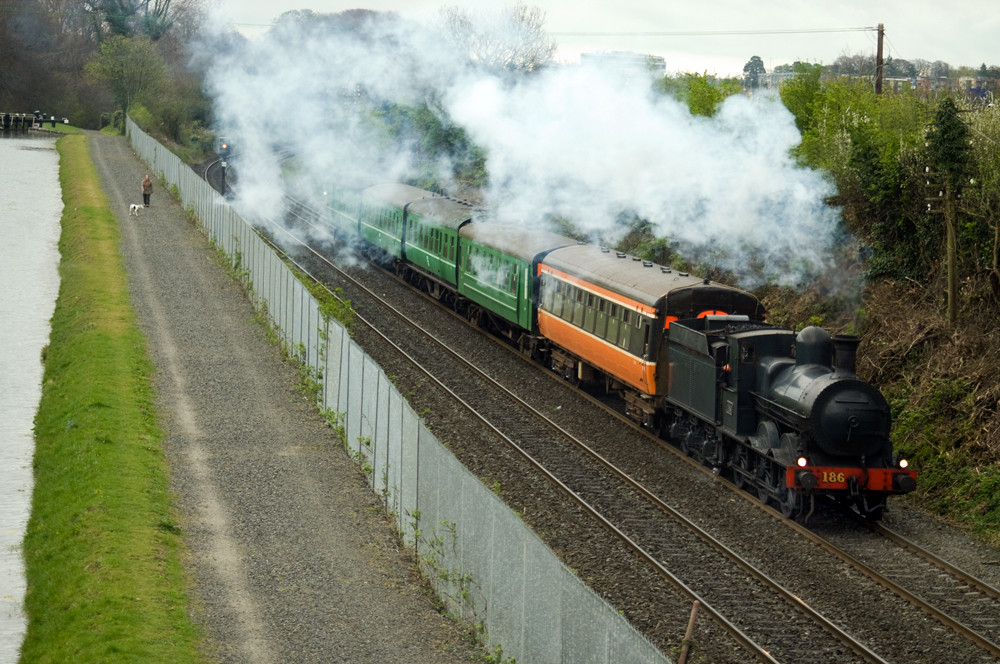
87;131;483;663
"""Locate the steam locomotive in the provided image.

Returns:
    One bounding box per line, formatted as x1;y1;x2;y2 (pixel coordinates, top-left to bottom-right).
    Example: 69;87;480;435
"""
325;182;916;520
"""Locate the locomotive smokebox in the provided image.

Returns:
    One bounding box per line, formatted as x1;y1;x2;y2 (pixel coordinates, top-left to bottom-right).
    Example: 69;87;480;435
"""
832;335;860;375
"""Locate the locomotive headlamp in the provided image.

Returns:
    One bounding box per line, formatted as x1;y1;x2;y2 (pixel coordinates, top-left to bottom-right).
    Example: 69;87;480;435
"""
797;457;808;467
899;458;909;469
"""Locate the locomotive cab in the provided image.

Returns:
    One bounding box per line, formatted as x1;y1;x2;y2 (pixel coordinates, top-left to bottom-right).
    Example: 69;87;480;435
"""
665;316;776;435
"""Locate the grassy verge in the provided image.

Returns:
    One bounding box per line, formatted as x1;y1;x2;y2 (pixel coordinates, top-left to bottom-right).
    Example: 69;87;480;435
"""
20;133;203;662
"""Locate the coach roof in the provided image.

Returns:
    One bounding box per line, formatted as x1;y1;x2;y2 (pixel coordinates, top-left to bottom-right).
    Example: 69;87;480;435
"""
460;221;578;263
406;196;477;230
362;183;435;210
541;244;761;315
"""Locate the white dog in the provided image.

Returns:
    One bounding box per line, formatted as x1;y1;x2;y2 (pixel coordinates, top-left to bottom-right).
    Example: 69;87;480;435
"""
129;203;142;217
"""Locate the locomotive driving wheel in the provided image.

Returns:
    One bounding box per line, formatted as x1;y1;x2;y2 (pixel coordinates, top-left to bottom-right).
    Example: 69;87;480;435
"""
732;445;752;490
778;477;800;519
754;460;775;503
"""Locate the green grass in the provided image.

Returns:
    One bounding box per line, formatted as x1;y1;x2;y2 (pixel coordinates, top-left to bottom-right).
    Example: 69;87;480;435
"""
20;133;203;663
888;376;1000;545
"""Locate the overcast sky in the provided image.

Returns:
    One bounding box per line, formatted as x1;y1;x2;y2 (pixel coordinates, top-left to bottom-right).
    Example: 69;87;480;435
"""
209;0;999;77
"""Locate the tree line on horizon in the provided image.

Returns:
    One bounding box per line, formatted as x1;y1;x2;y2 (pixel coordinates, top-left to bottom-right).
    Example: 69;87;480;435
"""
3;0;999;315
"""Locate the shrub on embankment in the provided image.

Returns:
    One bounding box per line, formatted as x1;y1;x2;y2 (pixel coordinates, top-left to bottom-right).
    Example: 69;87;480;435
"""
20;132;202;663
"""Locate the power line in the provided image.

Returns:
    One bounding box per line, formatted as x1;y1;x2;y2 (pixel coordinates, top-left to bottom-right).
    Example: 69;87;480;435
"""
550;27;878;38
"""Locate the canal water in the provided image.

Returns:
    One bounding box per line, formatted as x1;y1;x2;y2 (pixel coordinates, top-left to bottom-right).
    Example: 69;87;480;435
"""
0;134;63;663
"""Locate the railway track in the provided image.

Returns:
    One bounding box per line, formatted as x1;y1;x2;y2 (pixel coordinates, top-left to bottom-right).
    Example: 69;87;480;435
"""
214;178;1000;663
807;518;1000;659
269;197;892;663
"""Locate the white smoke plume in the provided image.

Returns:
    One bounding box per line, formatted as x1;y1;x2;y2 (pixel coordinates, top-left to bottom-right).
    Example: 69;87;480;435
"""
196;4;841;287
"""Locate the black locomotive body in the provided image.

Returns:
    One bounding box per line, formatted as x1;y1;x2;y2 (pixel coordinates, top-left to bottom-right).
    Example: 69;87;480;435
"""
665;315;915;519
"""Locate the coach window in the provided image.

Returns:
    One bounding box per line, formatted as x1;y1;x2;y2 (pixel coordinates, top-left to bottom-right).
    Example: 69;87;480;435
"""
560;283;571;318
560;283;573;319
572;289;585;326
550;279;562;313
607;305;620;342
542;275;554;310
628;319;643;355
594;298;607;338
584;294;596;333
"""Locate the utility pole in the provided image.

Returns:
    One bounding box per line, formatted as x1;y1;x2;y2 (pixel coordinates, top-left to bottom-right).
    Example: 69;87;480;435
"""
875;23;884;94
945;181;958;325
925;168;959;327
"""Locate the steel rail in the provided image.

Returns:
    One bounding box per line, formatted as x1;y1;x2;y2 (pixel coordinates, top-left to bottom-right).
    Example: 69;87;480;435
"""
873;523;1000;603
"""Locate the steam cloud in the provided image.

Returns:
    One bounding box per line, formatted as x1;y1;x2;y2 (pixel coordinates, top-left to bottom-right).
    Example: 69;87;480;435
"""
198;5;842;287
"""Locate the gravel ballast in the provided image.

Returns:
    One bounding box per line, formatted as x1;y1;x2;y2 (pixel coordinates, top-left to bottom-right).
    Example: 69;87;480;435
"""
87;132;484;663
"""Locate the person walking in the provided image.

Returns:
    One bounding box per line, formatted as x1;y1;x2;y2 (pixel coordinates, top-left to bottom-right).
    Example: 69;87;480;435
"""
142;174;152;207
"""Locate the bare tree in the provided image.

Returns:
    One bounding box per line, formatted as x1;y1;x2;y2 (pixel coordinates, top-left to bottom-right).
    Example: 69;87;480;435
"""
440;1;556;75
81;0;201;41
910;58;932;77
930;60;952;79
885;56;917;78
833;52;876;76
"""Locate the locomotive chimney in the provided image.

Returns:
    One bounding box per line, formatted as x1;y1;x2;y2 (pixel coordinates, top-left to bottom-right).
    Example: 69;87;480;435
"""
832;335;860;375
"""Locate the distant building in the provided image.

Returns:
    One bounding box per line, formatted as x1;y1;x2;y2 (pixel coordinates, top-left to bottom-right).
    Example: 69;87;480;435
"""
580;51;667;78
